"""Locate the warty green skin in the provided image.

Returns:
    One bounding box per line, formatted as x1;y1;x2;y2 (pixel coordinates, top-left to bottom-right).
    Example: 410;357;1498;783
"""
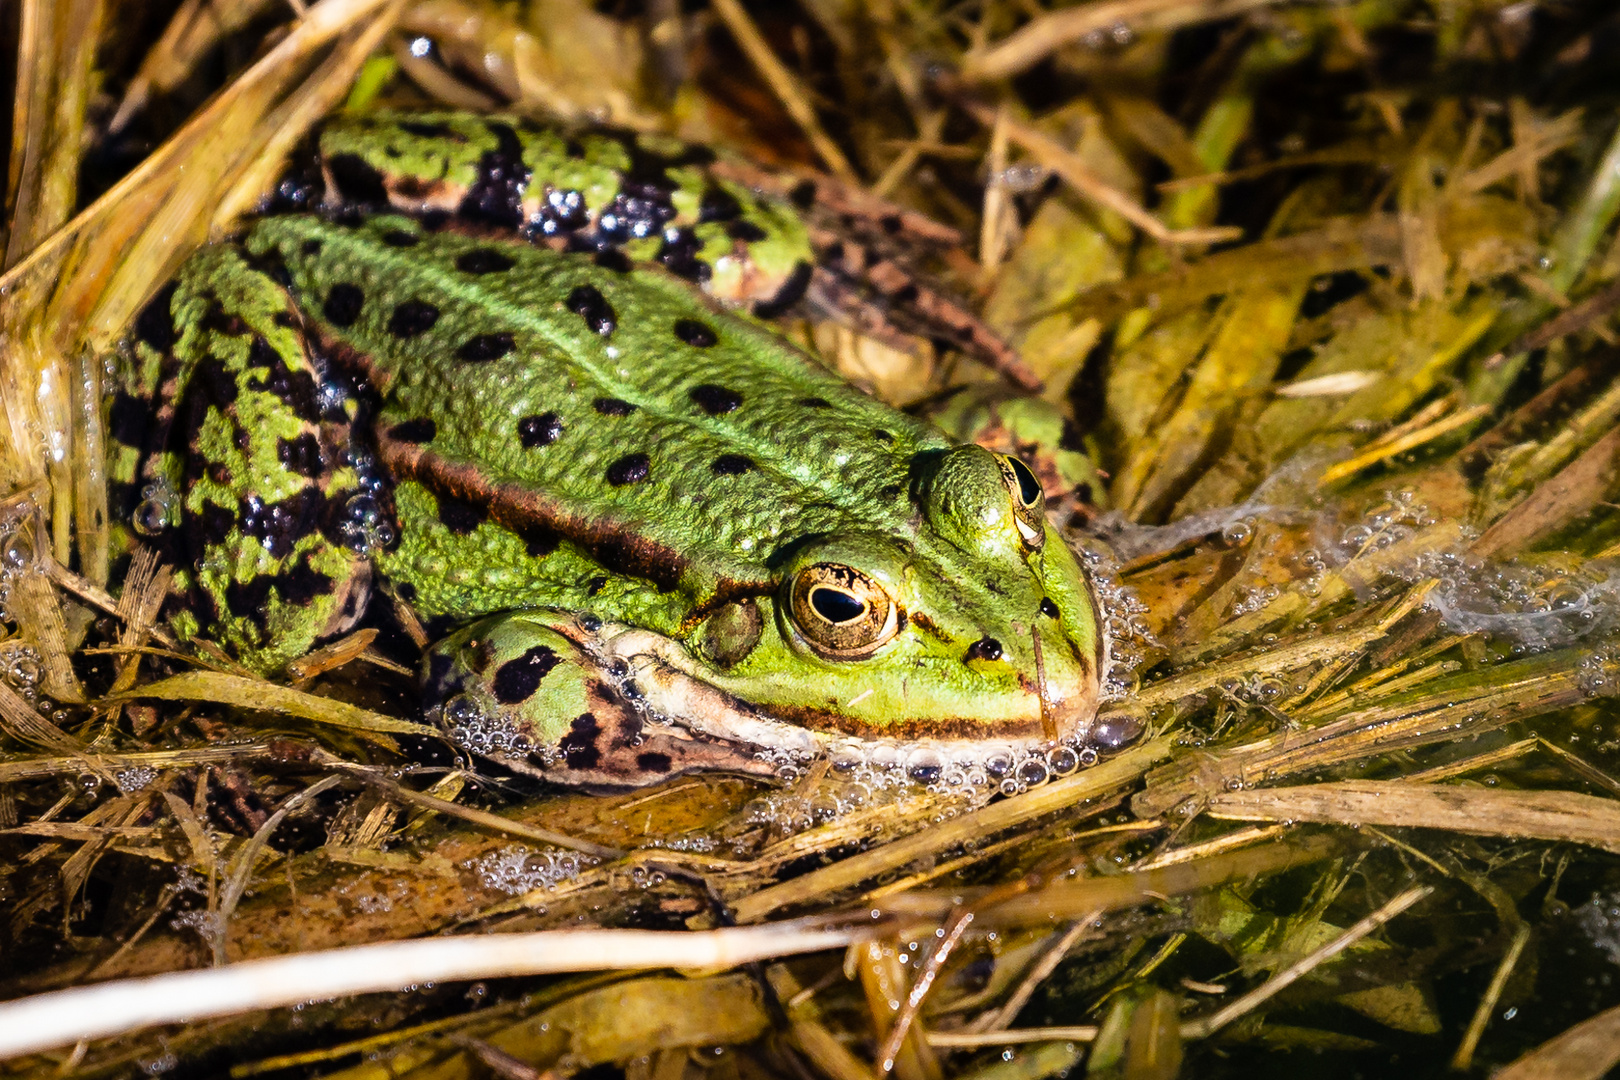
108;123;1105;787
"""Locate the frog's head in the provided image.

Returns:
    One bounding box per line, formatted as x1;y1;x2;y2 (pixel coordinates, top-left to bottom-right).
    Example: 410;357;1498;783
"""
648;444;1116;757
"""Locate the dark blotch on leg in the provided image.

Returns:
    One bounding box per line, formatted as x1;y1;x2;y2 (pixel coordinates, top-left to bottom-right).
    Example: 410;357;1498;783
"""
711;454;754;476
323;283;365;327
134;281;179;352
386;418;436;444
108;391;148;448
277;433;324;477
560;713;602;769
518;412;563;447
388;300;440;338
457;333;516;363
491;645;561;704
324;153;389;205
606;453;650;486
751;260;812;319
456;249;515;274
672;319;717;347
381;229;419;247
636;751;673;773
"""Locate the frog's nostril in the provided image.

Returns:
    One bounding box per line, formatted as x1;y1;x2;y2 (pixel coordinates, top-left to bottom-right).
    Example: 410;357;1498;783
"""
1039;597;1060;620
964;637;1003;663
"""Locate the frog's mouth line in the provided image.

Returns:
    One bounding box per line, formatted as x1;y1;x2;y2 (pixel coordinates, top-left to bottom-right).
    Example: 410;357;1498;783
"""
594;626;1105;759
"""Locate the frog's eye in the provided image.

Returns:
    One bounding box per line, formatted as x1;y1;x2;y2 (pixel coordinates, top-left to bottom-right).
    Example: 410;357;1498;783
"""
997;455;1046;549
788;563;899;659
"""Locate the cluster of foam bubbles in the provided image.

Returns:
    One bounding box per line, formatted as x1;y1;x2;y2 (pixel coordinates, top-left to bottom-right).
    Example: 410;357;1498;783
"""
1577;646;1620;699
1337;489;1439;558
1575;892;1620;966
168;865;223;948
337;446;397;555
0;514;38;623
467;843;591;896
1412;552;1620;651
115;765;159;793
1076;542;1156;703
0;641;64;726
435;695;537;759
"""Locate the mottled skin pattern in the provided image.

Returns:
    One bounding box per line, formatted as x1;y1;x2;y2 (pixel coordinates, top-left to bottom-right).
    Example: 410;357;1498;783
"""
107;113;1105;788
319;112;814;312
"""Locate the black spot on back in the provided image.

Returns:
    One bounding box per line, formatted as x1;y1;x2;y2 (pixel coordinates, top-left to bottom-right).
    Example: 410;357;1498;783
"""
711;454;754;476
301;239;323;256
398;120;455;139
323;283;365;327
673;319;717;347
456;249;514;274
381;229;419;247
606;453;650;486
491;645;561;704
457;333;516;363
594;397;636;416
387;418;437;444
593;250;631;273
435;492;486;535
518;412;563;447
566;284;616;335
388;300;440;338
800;396;831;408
689;384;743;415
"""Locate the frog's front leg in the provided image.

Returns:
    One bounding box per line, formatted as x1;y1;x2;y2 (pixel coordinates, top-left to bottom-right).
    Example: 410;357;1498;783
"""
114;245;376;672
424;612;779;790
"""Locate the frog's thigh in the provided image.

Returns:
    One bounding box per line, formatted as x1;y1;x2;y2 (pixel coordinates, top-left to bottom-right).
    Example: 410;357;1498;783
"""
426;613;777;790
165;245;370;672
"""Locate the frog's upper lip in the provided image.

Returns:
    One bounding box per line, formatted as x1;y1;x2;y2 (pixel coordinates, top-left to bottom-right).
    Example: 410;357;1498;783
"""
598;625;1105;752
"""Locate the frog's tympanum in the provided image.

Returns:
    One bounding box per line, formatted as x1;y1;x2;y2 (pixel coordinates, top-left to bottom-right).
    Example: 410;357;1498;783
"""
108;112;1113;788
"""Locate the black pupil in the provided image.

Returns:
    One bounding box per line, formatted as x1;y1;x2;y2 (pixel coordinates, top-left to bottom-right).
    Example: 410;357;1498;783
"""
1008;457;1042;506
810;587;867;624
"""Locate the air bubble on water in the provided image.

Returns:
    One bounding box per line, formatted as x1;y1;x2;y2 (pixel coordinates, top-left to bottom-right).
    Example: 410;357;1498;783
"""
339;493;396;554
116;765;159;793
1;643;42;689
467;844;590;896
132;479;176;536
436;696;536;759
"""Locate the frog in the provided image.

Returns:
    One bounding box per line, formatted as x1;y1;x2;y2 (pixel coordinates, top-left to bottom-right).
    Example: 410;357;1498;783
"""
107;111;1128;789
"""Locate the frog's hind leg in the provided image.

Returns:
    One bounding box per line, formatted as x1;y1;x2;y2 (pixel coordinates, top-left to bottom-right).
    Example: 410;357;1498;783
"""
122;246;377;673
425;613;779;790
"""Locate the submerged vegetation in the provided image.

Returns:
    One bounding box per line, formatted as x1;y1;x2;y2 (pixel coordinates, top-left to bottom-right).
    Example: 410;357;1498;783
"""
3;0;1620;1076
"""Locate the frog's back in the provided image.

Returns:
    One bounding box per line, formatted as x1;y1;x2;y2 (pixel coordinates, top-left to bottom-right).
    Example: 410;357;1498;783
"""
247;214;946;612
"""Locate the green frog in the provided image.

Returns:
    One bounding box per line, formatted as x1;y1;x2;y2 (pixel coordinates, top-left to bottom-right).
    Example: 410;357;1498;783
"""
109;112;1123;788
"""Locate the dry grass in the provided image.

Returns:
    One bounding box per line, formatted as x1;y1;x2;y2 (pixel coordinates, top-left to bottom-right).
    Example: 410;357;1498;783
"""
3;1;1620;1077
